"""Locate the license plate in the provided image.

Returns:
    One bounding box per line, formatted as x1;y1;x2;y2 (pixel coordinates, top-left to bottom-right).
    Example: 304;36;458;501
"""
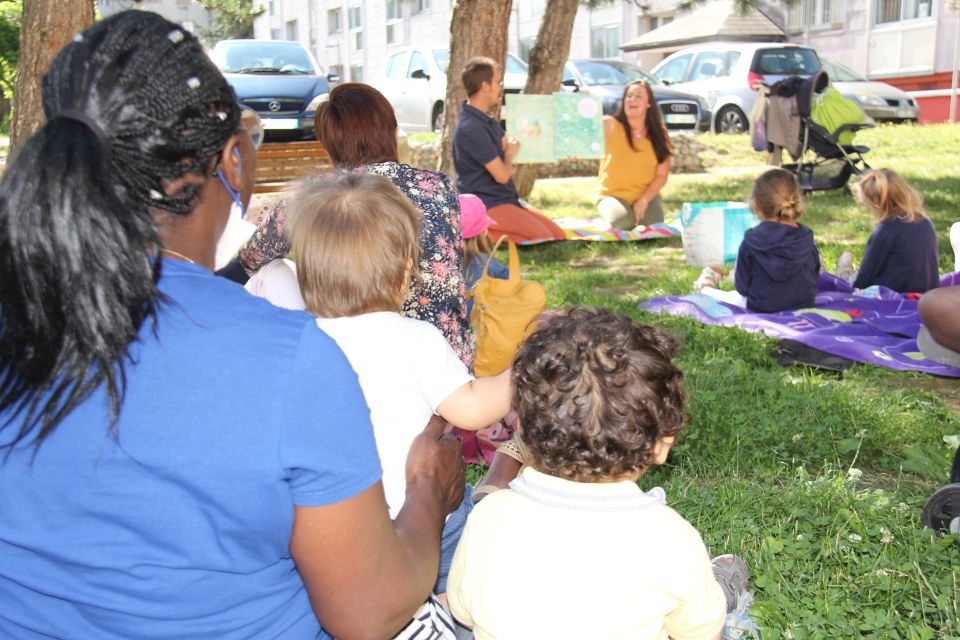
665;114;697;124
262;118;299;130
896;108;912;118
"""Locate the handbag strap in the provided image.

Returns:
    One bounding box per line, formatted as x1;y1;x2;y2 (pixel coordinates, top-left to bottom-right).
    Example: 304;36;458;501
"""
483;234;520;284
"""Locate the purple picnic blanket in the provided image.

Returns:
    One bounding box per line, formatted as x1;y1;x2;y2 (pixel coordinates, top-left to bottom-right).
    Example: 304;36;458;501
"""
640;272;960;377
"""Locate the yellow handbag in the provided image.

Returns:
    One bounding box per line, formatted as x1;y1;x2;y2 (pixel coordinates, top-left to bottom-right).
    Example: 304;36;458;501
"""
468;235;546;376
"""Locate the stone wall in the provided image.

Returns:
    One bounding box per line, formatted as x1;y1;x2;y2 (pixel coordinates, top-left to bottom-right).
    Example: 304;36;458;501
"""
397;131;707;179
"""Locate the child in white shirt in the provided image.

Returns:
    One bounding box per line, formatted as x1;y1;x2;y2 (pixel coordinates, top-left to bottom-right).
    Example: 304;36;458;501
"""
448;307;757;640
287;171;512;598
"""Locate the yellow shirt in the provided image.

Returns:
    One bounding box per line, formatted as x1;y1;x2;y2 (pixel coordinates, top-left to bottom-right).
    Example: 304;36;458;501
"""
448;468;726;640
596;122;659;204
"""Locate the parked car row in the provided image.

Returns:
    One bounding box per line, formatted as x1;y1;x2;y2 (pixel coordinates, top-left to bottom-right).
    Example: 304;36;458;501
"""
372;47;711;134
208;38;920;143
650;42;920;134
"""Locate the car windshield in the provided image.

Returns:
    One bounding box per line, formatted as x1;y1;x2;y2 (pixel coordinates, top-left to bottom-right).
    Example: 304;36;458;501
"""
754;48;820;75
212;42;318;75
822;59;865;82
433;49;449;73
573;60;659;85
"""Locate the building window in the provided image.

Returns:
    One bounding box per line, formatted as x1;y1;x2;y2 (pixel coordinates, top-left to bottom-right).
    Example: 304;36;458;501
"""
268;0;275;16
786;0;845;30
639;14;673;33
386;0;402;44
519;36;536;62
286;19;298;41
413;0;430;13
348;6;362;29
328;8;342;34
349;5;363;51
590;24;620;59
875;0;933;24
350;64;364;82
270;27;281;40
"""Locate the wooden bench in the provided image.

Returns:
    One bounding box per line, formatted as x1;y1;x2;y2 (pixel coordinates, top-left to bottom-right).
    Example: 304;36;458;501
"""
254;141;333;194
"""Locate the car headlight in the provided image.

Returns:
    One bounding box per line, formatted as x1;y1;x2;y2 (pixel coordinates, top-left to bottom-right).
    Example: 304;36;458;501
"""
306;93;329;112
854;93;886;107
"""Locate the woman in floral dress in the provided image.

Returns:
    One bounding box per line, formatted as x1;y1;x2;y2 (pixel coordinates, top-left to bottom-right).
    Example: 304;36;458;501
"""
239;83;473;368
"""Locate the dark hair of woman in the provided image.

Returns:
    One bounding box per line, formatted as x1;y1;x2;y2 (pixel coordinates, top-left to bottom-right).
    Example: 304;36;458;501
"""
0;11;239;449
315;82;399;168
613;80;672;164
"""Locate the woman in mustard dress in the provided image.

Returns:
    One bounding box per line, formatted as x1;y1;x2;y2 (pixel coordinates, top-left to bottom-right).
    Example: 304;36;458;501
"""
596;81;673;230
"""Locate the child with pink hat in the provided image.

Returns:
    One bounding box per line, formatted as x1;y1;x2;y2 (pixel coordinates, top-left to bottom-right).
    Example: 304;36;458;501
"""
460;193;510;318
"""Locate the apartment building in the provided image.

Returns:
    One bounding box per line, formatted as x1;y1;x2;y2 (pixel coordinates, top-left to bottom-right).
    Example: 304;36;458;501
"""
253;0;958;122
783;0;959;121
252;0;677;82
98;0;212;33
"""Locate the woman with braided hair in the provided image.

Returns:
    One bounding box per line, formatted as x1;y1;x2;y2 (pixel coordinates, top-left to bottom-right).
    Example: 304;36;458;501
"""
0;11;464;638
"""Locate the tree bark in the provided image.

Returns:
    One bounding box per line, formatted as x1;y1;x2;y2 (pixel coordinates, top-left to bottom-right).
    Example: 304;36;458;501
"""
10;0;94;153
511;0;579;199
437;0;512;177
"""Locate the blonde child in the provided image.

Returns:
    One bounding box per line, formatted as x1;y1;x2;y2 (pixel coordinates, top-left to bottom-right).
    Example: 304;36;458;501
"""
734;168;820;312
460;193;509;317
288;172;511;597
838;168;939;293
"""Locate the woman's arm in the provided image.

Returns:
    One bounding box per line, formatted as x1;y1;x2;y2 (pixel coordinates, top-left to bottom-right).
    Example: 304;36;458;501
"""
291;417;464;640
633;157;671;225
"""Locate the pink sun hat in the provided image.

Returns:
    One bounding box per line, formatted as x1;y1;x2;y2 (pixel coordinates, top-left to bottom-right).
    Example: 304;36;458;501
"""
459;194;497;239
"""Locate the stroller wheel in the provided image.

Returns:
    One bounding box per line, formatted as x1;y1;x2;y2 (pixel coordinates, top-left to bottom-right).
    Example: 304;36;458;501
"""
922;483;960;534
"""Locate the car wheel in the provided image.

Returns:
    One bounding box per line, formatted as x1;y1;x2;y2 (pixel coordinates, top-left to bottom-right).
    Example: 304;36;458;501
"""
716;105;748;135
432;103;444;133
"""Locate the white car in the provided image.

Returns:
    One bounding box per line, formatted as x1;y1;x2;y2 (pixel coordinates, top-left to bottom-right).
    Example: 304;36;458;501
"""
652;43;821;134
375;46;528;132
820;58;920;124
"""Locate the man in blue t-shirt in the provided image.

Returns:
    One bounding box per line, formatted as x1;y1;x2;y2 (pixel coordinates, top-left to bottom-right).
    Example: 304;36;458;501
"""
452;56;565;245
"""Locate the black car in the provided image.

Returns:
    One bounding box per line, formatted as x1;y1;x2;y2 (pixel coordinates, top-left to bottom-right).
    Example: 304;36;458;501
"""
563;59;711;133
210;40;338;141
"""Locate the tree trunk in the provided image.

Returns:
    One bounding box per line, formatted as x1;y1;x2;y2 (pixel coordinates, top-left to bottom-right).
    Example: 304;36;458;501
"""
10;0;94;153
511;0;579;199
437;0;512;177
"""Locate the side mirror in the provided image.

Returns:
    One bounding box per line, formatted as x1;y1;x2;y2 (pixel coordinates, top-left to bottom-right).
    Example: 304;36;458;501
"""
411;68;430;80
660;79;672;85
561;77;579;92
326;72;340;84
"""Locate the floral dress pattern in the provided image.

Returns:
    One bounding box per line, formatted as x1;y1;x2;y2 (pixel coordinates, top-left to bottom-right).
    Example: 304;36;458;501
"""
238;162;475;369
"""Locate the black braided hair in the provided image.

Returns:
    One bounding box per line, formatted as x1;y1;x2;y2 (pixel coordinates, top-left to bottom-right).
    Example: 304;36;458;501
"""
0;10;239;449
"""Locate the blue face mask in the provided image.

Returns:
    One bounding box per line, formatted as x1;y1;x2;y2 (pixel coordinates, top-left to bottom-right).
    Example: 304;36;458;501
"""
216;148;246;219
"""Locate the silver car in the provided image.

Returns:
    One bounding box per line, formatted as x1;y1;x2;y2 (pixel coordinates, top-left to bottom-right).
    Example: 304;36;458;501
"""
652;43;821;134
820;58;920;124
375;46;528;133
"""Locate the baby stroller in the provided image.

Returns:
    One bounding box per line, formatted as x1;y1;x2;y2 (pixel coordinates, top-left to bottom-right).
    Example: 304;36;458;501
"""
760;71;872;193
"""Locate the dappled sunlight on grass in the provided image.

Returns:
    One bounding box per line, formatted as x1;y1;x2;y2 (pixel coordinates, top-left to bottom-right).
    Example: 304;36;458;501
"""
512;124;960;638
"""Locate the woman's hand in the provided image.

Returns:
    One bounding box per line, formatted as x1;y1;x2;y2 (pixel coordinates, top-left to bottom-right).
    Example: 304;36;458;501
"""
633;197;650;226
406;415;465;515
290;416;465;639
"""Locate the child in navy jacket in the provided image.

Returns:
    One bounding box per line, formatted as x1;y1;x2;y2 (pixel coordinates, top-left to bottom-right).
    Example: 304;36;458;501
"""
837;169;939;294
735;168;821;312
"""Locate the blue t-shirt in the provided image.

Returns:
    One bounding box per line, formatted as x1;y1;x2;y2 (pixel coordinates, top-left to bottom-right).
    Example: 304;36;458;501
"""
0;260;382;639
453;102;519;209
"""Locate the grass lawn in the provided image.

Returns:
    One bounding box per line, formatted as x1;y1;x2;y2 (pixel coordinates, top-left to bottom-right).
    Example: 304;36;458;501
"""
486;124;960;639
